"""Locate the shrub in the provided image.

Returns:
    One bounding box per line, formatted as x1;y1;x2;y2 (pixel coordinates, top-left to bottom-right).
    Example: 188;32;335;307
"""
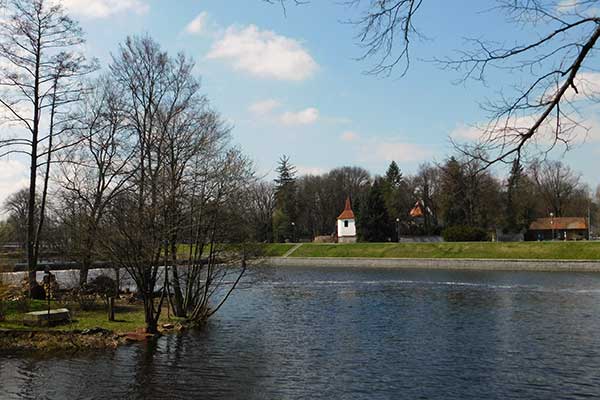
30;283;46;300
74;288;97;311
84;275;117;306
442;226;489;242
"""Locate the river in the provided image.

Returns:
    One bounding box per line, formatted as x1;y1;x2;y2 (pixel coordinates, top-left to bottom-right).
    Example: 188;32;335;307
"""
2;266;600;399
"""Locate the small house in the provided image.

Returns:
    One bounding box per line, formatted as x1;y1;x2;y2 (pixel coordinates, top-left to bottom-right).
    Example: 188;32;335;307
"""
337;197;357;243
526;217;589;241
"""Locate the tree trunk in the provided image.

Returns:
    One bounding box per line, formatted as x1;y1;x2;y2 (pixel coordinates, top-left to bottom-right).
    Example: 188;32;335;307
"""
79;255;91;287
144;297;158;334
27;28;42;297
169;238;186;317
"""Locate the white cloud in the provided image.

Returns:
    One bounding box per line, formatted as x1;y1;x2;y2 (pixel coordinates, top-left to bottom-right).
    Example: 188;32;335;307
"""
556;0;600;16
296;165;327;176
59;0;149;19
557;0;578;11
450;123;485;141
568;72;600;100
249;99;281;116
0;159;28;212
370;141;434;163
539;72;600;103
450;111;600;152
280;107;319;126
207;25;318;81
340;131;360;142
185;12;209;35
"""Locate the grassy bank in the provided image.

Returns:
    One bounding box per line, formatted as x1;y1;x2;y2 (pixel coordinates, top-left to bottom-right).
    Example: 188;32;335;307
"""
275;242;600;260
175;243;297;258
0;299;170;333
0;299;181;353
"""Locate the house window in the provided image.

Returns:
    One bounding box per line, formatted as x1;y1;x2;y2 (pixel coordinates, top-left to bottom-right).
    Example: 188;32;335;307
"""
344;220;349;228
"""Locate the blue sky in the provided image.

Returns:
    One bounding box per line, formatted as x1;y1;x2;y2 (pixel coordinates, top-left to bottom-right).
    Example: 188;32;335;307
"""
1;0;600;206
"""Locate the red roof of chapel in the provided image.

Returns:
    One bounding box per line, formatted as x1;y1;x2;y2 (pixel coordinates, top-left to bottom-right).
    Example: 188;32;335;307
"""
337;197;355;220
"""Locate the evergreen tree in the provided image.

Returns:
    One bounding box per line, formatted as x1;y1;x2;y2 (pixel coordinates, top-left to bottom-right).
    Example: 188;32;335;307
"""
505;159;522;232
382;161;410;233
273;155;298;242
504;159;536;233
385;161;403;187
359;178;393;242
439;157;467;227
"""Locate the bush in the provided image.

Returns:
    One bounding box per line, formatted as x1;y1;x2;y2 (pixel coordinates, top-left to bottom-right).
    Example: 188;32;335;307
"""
442;226;489;242
84;275;117;306
30;283;46;300
74;288;97;311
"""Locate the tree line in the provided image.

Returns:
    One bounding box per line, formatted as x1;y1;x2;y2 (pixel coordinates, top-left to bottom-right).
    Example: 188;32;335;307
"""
253;156;598;243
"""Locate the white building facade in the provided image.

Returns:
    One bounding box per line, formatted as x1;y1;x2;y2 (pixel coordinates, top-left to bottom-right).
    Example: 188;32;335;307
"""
337;197;357;243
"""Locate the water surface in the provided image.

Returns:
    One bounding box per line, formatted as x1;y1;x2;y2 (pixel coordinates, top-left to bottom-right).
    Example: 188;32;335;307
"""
2;266;600;399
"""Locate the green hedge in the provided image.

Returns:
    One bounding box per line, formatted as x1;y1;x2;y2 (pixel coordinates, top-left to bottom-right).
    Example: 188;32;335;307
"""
442;226;489;242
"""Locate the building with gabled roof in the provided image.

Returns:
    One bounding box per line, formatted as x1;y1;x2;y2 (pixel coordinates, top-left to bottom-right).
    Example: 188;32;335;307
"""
526;217;589;241
337;197;357;243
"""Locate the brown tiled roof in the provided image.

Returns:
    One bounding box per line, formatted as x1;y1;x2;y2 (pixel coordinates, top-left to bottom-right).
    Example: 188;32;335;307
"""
337;197;355;220
529;217;588;231
409;202;424;218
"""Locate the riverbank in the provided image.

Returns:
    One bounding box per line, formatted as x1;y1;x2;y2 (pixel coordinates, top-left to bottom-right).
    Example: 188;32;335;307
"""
265;256;600;272
0;300;182;354
277;242;600;260
0;329;124;354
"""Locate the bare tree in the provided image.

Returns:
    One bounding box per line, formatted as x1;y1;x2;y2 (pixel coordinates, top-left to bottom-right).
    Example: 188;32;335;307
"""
103;35;189;333
248;181;276;242
0;0;93;294
268;1;600;167
57;76;133;286
2;188;39;248
442;2;600;167
529;159;583;217
170;146;255;324
103;35;257;332
412;163;440;233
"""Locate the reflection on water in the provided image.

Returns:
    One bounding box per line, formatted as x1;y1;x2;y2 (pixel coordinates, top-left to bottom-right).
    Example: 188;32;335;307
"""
3;267;600;399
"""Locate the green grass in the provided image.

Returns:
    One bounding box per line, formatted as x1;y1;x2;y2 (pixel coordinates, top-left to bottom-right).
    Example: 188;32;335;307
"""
287;242;600;260
259;243;297;257
175;243;296;258
0;299;178;333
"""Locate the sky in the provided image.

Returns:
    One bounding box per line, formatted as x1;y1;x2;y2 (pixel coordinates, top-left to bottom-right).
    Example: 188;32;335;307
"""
1;0;600;208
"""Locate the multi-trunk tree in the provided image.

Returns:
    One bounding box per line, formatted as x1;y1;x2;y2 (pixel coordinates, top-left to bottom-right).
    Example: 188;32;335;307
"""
97;35;256;333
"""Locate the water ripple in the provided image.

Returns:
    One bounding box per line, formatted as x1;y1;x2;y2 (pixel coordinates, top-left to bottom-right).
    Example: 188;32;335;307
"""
3;267;600;399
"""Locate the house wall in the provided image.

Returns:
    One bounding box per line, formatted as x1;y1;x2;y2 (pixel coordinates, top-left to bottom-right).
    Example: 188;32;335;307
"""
337;219;356;238
526;229;589;241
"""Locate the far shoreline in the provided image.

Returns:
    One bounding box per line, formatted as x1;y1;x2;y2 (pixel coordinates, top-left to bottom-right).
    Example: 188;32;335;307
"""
263;256;600;273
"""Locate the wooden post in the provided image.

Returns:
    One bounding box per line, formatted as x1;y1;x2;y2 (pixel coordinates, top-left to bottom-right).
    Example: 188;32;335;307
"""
108;297;115;321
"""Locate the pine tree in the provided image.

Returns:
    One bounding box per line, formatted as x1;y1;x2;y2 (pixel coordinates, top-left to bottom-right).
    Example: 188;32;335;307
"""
504;159;536;233
439;157;467;227
382;161;409;232
505;159;522;233
273;155;298;242
385;161;403;187
359;178;393;242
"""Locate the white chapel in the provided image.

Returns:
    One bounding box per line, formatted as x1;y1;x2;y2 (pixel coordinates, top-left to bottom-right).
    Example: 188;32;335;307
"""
337;197;357;243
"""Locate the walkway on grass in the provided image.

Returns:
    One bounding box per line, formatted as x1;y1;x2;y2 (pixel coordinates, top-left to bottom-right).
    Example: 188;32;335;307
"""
283;243;303;257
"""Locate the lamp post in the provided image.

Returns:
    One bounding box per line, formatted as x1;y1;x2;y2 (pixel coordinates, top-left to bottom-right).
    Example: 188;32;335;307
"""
550;212;554;241
396;218;400;243
291;222;296;243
